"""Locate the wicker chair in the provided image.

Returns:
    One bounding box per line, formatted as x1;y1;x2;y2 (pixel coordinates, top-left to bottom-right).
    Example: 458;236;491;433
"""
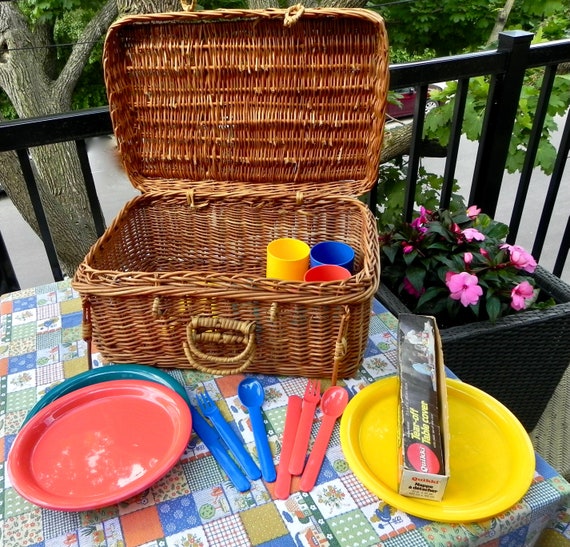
530;363;570;481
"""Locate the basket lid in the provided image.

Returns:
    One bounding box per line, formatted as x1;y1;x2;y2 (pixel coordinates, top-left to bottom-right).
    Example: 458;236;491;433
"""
103;7;389;196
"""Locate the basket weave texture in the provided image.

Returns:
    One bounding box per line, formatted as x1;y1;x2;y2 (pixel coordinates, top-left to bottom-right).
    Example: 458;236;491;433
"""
377;266;570;431
102;8;389;197
73;8;389;382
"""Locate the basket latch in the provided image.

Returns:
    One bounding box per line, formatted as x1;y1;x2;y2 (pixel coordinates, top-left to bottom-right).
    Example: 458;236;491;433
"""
284;4;305;26
180;0;195;12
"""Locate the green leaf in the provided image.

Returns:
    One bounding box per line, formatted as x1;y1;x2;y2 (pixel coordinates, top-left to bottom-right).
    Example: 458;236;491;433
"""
405;266;427;292
416;287;448;314
485;294;502;323
382;245;398;264
403;250;420;266
535;143;558;174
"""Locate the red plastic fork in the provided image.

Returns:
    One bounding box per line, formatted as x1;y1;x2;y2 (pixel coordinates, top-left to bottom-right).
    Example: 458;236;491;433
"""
288;379;321;476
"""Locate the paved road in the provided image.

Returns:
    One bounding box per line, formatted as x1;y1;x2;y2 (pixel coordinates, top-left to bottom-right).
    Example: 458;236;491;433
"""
0;136;137;289
1;124;568;289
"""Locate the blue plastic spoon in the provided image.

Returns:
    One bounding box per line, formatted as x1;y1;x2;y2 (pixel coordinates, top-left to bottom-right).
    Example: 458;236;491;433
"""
237;378;276;483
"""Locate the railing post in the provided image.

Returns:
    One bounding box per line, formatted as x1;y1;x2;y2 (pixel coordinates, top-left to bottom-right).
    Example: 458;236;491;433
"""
469;31;533;216
0;229;20;294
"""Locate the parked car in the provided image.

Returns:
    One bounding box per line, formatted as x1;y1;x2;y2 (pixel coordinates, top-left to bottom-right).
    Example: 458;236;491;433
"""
387;85;442;119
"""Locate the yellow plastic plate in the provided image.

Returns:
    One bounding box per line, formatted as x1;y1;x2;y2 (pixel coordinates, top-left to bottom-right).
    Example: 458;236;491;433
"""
340;376;535;522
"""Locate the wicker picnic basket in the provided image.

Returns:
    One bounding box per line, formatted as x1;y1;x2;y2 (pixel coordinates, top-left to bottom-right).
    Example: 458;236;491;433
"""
72;7;389;383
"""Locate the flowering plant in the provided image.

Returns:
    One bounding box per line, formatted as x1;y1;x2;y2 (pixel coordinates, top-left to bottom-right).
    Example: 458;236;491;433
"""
379;205;552;326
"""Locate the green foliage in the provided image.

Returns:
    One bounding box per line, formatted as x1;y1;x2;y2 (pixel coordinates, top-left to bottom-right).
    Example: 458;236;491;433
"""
389;47;438;65
369;0;570;56
0;91;17;120
369;0;504;56
196;0;246;9
424;70;570;175
20;0;104;25
54;6;108;109
376;157;466;232
508;0;570;38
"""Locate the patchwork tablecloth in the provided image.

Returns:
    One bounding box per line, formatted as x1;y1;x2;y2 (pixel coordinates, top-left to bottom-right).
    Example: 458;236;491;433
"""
1;279;570;547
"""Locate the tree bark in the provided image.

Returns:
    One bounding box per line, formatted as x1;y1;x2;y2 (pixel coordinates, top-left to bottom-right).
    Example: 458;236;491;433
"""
0;0;177;277
117;0;180;16
381;121;414;163
486;0;516;47
248;0;367;7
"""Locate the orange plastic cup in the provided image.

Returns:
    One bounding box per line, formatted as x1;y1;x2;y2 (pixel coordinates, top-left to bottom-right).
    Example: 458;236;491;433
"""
304;264;352;282
266;238;310;281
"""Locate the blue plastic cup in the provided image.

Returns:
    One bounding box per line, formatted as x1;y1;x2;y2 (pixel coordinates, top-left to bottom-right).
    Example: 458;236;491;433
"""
310;241;355;273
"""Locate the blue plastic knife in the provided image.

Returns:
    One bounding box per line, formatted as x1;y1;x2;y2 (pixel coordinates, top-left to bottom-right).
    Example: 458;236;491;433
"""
189;405;250;493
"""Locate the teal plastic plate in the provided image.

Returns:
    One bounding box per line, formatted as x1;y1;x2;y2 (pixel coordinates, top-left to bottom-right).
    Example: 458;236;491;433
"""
23;364;191;425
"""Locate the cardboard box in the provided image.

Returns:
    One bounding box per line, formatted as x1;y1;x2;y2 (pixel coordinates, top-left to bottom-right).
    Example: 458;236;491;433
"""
398;314;450;500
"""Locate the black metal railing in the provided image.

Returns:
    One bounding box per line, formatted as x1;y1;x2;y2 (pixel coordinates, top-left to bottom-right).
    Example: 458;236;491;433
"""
387;32;570;273
1;31;569;293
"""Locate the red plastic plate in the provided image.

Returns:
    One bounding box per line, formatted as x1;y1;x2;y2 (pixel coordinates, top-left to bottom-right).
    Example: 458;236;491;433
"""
8;379;192;511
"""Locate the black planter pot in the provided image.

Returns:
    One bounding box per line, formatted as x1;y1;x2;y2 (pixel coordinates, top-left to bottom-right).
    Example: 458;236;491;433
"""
376;265;570;431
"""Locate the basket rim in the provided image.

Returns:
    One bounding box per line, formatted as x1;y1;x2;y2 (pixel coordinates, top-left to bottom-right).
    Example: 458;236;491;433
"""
72;190;381;304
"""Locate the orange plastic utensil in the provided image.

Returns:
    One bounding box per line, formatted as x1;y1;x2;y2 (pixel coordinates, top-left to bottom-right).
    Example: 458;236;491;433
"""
274;395;303;499
300;386;349;492
289;379;321;476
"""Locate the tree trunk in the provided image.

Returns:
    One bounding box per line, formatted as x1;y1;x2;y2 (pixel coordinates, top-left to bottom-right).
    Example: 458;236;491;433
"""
0;0;178;277
117;0;180;16
248;0;367;7
381;121;414;163
486;0;516;47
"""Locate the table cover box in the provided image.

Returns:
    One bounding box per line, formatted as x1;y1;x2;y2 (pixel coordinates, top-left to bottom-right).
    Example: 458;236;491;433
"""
398;314;450;500
72;8;389;383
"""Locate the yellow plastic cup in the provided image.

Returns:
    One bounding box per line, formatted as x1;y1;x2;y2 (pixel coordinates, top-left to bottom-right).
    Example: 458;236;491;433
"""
266;238;310;281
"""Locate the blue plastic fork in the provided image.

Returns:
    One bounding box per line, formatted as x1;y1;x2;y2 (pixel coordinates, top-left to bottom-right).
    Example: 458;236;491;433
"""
197;391;261;481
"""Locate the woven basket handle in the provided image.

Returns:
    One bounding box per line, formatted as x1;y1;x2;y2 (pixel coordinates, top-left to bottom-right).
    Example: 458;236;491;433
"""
183;316;256;375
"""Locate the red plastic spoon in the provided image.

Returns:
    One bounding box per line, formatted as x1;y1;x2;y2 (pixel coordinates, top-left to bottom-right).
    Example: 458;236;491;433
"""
299;386;349;492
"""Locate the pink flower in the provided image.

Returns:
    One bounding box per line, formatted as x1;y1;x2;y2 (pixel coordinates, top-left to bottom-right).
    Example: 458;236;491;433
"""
501;244;537;273
510;281;534;310
403;277;424;298
466;205;481;219
445;271;483;307
462;228;485;242
403;243;414;254
411;206;431;230
463;252;473;265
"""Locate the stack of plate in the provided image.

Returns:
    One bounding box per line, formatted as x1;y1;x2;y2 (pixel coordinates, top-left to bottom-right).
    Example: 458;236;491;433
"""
8;365;192;511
